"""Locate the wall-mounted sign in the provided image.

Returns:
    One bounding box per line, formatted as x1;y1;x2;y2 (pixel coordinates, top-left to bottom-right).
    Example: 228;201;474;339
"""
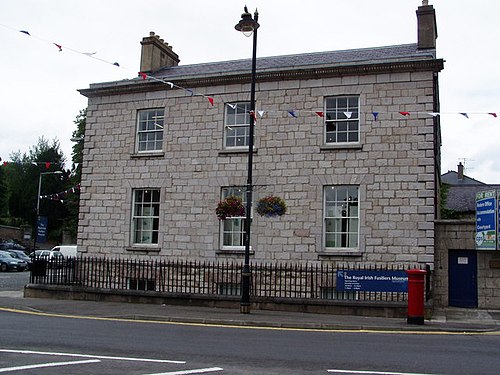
475;190;497;250
336;270;408;293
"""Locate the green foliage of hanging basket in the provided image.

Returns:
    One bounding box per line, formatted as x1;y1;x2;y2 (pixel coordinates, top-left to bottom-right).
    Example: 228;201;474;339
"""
216;195;245;220
256;195;287;217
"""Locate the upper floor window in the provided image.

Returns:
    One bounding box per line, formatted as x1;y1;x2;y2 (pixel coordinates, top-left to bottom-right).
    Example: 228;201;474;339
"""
325;96;359;144
324;186;359;249
224;102;251;149
220;186;249;250
132;189;160;245
136;109;164;152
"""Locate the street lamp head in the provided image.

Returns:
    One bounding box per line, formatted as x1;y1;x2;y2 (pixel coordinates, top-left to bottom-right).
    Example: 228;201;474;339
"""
235;6;259;37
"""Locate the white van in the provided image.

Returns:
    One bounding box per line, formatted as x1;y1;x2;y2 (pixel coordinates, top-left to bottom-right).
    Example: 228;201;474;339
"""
51;245;77;258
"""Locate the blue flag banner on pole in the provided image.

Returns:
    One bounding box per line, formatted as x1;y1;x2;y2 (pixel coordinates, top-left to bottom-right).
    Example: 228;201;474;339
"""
36;216;48;243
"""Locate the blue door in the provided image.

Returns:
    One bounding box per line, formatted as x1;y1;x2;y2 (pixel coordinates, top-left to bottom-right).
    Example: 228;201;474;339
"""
449;250;478;308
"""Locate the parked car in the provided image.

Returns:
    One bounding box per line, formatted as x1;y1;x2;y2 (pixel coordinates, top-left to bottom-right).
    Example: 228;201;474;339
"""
0;252;28;272
51;245;77;258
32;250;64;261
0;240;26;251
31;250;64;268
7;249;33;270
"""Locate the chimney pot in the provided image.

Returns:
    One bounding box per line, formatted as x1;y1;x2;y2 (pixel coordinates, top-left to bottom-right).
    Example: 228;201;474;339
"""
458;162;464;180
140;32;180;73
416;2;438;50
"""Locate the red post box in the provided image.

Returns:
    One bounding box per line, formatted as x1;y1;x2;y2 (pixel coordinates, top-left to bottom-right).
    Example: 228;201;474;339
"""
406;269;427;325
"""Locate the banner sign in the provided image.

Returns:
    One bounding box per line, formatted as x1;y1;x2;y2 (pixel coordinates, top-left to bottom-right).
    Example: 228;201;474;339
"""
36;216;48;243
475;190;497;250
336;270;408;292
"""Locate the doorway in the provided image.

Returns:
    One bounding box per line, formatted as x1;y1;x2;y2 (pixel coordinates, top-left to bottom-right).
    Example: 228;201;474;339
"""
448;250;478;308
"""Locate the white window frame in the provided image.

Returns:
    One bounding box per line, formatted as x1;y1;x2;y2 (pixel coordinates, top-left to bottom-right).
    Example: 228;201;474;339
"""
220;186;250;250
224;102;251;149
324;96;360;144
324;186;359;250
132;189;160;245
136;109;164;153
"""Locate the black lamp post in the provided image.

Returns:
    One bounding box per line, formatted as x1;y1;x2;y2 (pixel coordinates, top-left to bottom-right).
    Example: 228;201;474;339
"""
235;6;259;314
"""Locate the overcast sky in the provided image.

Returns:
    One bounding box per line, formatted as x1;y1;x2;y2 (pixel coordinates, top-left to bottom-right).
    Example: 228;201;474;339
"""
1;0;499;182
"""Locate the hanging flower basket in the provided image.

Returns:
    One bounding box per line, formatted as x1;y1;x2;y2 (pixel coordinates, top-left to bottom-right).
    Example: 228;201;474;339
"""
256;195;287;217
216;195;245;220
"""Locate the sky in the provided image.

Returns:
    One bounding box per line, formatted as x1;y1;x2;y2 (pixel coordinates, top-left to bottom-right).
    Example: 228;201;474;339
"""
0;0;499;182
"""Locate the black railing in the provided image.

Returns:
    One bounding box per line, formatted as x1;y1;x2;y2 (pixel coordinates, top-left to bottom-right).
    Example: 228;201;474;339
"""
30;257;429;302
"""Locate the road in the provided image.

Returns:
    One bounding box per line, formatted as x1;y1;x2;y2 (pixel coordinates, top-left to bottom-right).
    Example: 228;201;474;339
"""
1;271;500;374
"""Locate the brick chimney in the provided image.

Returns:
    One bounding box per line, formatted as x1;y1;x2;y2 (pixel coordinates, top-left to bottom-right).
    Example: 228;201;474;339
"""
416;0;438;50
140;32;180;73
457;162;464;181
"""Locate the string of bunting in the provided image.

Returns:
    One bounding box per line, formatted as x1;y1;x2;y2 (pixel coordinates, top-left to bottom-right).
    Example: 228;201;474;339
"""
40;184;81;202
2;161;62;169
1;23;498;122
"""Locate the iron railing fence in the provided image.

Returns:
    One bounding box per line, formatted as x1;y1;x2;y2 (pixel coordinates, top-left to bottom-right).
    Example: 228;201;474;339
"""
30;257;429;302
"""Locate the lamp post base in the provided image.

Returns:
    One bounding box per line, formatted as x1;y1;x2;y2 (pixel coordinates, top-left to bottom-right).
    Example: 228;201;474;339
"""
240;303;251;314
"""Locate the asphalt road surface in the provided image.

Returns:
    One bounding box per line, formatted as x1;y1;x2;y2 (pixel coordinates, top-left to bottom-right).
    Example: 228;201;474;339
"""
1;306;500;374
1;271;500;374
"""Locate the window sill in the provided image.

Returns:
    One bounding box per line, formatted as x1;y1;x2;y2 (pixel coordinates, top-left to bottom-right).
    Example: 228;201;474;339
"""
320;143;362;151
318;250;363;258
216;248;255;256
218;148;258;156
131;151;165;159
125;246;161;253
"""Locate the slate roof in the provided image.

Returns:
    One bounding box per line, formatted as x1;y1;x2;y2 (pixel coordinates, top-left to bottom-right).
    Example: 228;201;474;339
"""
151;43;435;80
441;171;486;186
442;171;500;212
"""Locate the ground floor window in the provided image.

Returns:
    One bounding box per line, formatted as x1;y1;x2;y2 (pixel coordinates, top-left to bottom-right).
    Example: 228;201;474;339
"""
132;189;160;245
324;185;359;249
220;186;249;249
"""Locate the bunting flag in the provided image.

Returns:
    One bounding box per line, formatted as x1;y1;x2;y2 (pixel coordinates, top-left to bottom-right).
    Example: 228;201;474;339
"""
40;184;81;201
1;161;61;169
249;110;257;121
1;22;499;126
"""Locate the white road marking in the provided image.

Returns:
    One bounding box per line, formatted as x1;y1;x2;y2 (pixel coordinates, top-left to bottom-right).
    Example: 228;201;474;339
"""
0;359;100;372
145;368;224;375
0;349;185;364
327;370;439;375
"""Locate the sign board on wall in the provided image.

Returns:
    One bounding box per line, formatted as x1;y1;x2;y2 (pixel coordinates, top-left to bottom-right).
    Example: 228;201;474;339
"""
475;190;497;250
336;270;408;292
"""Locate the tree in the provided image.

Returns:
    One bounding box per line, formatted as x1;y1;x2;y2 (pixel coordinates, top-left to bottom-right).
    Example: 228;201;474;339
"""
63;109;86;238
0;159;7;219
5;137;68;243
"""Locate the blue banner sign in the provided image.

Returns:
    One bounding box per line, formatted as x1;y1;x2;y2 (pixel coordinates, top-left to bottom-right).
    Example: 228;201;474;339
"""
475;190;496;250
36;216;48;243
337;270;408;292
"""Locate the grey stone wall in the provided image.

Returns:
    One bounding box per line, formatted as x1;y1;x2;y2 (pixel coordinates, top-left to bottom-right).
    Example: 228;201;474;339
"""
435;220;500;309
79;70;437;266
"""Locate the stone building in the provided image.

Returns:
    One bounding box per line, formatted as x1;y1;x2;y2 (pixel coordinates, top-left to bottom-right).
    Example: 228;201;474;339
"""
78;3;442;269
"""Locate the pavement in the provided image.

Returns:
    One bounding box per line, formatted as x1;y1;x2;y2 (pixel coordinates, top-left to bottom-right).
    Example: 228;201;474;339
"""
1;289;500;333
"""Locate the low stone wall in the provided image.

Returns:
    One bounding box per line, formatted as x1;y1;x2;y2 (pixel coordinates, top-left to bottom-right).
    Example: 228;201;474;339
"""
24;284;423;318
435;220;500;309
